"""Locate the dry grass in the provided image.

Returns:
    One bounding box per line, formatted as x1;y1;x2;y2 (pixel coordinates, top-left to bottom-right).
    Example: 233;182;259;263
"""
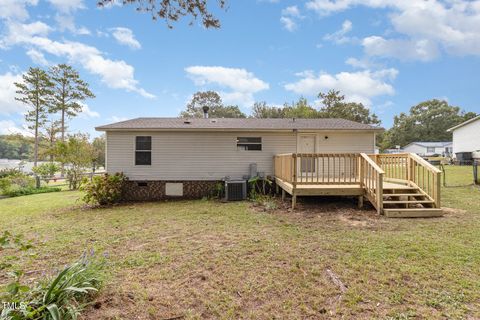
1;166;480;319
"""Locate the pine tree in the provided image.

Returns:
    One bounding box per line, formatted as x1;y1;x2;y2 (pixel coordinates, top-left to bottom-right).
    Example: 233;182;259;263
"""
15;67;54;167
49;64;95;142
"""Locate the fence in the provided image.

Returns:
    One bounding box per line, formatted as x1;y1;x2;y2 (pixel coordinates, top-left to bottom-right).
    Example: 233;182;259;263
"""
35;172;105;189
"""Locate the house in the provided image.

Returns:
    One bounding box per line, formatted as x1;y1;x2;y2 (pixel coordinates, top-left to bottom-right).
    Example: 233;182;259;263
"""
96;116;443;217
447;115;480;158
96;117;380;199
402;142;452;157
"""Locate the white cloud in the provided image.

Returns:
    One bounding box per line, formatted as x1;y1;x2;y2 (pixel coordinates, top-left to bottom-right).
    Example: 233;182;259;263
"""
0;21;52;48
0;120;31;136
0;72;27;115
306;0;480;59
55;14;90;35
185;66;269;106
26;49;49;65
108;116;129;122
345;57;375;69
280;5;304;32
284;68;398;106
362;36;440;61
1;21;154;99
78;104;100;118
0;0;38;21
47;0;85;13
323;19;354;44
110;27;141;49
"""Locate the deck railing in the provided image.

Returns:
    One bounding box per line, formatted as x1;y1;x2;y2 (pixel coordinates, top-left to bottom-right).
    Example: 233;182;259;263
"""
274;153;360;185
370;153;408;181
407;153;442;207
359;153;384;213
273;152;442;211
370;153;441;208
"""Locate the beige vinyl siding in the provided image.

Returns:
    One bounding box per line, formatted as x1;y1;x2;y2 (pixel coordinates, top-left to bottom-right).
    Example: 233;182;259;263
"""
106;130;375;181
299;132;375;153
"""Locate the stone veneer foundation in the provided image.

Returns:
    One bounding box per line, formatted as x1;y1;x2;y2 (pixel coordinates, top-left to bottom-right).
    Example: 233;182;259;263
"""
123;180;221;201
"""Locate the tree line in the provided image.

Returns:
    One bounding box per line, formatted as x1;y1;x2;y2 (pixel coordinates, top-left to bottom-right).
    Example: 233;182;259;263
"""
179;90;477;150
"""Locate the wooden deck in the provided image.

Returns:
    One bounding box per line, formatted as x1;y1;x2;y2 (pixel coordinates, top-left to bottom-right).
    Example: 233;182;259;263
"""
273;153;443;218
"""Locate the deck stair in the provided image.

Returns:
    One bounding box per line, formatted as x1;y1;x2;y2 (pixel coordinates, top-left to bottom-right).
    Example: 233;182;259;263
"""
380;184;443;218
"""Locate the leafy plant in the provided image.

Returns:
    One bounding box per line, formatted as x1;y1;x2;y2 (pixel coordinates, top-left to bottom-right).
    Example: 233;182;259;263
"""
248;176;273;199
3;186;61;198
0;173;35;196
1;254;105;320
80;173;127;206
32;163;60;184
0;231;34;251
0;169;21;179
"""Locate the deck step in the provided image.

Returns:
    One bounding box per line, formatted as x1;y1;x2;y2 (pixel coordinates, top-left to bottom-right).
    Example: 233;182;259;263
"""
384;208;443;218
383;200;434;204
383;193;424;197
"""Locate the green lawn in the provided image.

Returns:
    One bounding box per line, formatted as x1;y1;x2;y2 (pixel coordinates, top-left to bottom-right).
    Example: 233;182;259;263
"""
1;166;479;319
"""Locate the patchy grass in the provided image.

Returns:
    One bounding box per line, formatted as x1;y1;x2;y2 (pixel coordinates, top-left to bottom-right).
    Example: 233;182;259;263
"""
1;167;480;319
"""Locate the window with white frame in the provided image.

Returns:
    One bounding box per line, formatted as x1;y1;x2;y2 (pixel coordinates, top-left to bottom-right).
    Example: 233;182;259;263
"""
426;147;435;153
135;136;152;165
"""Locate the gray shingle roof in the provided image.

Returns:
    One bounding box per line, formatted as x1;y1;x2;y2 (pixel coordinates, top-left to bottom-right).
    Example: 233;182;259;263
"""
96;117;383;131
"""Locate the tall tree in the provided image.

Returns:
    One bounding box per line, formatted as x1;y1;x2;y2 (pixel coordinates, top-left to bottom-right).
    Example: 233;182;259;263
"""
382;99;477;149
97;0;227;29
251;101;285;118
283;98;318;118
49;64;95;143
180;91;246;118
317;90;381;125
14;67;54;167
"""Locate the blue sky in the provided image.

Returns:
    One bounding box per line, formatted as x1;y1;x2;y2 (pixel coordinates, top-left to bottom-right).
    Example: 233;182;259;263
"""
1;0;479;137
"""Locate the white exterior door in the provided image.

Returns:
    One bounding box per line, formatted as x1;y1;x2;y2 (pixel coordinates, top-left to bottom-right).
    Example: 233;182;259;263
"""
299;135;316;175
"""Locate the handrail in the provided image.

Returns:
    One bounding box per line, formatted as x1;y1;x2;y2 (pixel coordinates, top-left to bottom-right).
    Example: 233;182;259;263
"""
360;153;385;174
409;153;442;173
359;153;384;214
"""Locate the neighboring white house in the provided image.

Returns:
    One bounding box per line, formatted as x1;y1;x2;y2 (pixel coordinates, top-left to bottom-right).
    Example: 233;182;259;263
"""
447;115;480;157
96;117;382;200
402;142;452;157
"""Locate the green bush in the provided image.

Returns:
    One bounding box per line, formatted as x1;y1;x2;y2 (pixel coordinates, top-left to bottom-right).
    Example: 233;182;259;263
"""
80;172;127;206
3;186;61;197
1;255;105;320
0;173;35;195
0;168;21;179
32;163;60;183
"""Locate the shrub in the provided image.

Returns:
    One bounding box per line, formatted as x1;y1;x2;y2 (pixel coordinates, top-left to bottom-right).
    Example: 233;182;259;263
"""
1;254;105;320
0;168;21;179
80;172;128;206
32;163;60;183
0;172;35;196
3;186;61;197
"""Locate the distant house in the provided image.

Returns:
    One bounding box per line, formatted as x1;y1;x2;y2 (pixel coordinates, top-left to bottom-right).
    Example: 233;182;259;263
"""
447;115;480;157
402;142;452;157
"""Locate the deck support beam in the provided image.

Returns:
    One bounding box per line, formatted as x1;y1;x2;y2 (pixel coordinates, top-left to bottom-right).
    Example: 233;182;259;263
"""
292;194;297;210
357;195;364;209
281;189;285;201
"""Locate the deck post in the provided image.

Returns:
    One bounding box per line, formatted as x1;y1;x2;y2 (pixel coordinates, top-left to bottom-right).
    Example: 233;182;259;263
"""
376;172;383;214
292;193;297;210
435;171;441;208
358;195;364;209
281;189;285;201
